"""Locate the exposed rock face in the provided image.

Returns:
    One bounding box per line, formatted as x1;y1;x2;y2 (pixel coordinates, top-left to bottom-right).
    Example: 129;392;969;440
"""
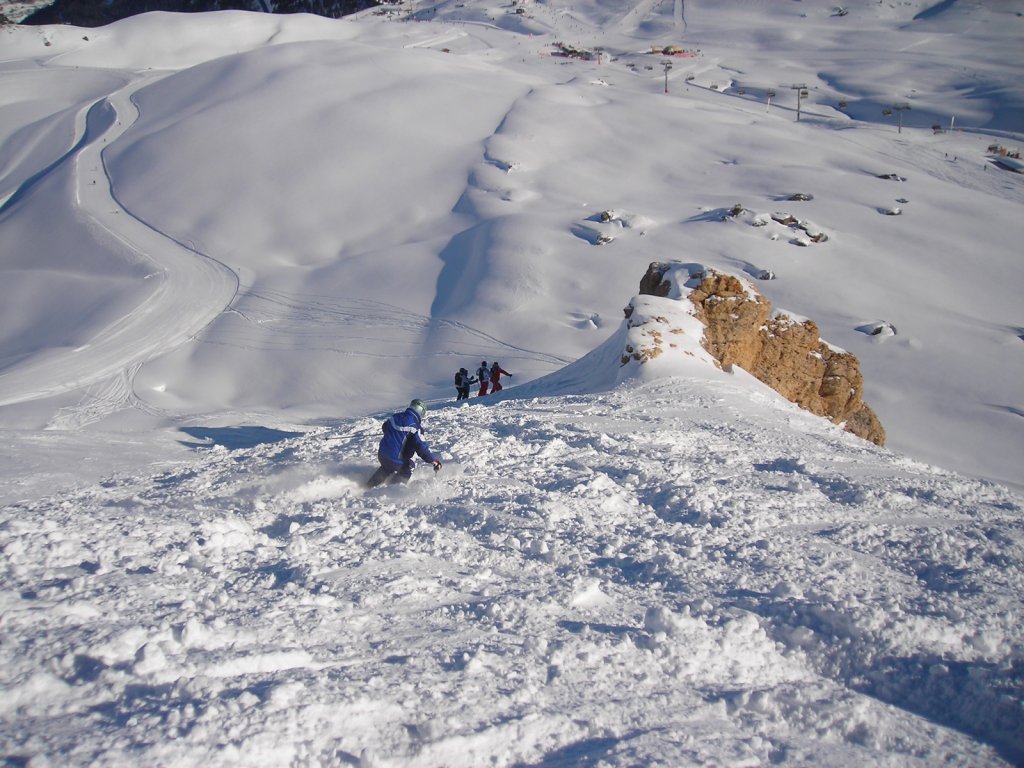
638;261;674;298
639;263;885;445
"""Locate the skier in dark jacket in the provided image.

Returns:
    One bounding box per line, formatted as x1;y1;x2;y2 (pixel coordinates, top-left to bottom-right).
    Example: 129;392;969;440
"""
489;361;511;393
476;361;490;397
366;399;441;487
455;368;476;401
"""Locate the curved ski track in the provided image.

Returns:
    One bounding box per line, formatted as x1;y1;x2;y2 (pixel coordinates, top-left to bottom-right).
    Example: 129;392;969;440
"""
0;73;239;413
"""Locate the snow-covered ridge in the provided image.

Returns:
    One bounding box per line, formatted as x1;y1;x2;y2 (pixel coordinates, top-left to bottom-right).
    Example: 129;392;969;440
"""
524;260;885;445
514;265;727;398
2;11;361;69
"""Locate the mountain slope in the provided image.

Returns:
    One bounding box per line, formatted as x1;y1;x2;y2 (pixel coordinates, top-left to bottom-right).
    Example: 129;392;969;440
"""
1;6;1024;764
2;1;1021;486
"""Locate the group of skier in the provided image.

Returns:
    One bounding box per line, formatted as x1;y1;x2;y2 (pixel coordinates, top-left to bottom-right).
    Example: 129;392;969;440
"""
454;360;511;401
366;360;513;488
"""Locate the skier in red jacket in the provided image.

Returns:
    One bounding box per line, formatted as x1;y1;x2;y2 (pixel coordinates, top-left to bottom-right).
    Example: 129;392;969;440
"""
489;361;511;393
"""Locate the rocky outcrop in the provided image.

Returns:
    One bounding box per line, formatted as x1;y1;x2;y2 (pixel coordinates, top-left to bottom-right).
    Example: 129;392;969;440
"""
638;262;885;445
638;262;674;298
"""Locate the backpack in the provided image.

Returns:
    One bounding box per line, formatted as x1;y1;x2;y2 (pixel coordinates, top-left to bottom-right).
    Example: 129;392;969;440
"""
455;371;463;387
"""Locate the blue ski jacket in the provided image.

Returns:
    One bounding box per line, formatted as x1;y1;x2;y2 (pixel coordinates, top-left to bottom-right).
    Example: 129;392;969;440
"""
378;407;436;466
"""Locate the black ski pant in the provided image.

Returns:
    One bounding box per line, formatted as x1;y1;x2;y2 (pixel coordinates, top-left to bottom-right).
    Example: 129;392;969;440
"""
366;453;413;488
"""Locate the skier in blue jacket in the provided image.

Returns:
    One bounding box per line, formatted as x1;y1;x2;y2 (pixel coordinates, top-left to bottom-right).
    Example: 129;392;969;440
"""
366;399;441;487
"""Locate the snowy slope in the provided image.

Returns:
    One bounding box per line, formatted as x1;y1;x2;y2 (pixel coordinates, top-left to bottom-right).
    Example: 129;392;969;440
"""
1;1;1024;765
4;378;1023;766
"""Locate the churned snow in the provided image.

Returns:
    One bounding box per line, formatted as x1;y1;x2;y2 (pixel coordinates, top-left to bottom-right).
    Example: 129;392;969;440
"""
1;1;1023;765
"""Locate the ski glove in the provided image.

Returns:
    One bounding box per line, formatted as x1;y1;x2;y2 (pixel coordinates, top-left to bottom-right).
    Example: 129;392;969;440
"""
433;460;442;472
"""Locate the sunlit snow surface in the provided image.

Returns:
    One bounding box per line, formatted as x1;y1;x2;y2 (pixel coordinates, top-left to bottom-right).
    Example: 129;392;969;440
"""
1;1;1023;765
6;379;1024;766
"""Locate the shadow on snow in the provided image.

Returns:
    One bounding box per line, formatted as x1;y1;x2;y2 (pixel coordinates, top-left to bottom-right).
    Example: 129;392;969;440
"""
178;425;305;450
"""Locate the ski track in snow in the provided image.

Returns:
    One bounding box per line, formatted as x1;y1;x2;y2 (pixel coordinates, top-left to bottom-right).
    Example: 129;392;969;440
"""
0;72;238;418
3;381;1022;766
219;288;570;366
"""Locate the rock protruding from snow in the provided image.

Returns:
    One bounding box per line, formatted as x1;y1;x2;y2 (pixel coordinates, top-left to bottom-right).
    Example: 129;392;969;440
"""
638;263;885;445
638;261;675;297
